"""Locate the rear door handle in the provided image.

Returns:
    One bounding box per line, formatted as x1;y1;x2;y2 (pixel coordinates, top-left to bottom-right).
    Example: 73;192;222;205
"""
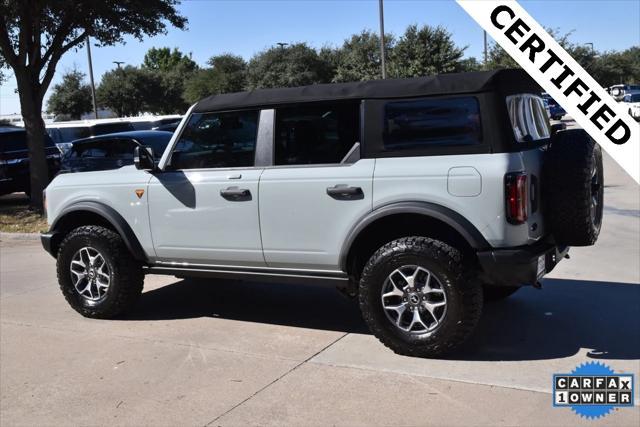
220;186;252;201
326;184;364;200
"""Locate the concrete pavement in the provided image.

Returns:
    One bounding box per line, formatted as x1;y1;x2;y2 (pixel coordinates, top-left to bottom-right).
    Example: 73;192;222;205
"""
1;153;638;426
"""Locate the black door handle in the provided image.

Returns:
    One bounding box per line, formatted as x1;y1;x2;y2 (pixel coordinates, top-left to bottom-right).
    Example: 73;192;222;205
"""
220;186;252;201
326;184;364;200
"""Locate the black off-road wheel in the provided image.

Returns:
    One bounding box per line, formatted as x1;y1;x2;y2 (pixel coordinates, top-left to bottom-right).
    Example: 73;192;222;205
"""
359;237;483;358
483;285;521;302
57;225;144;318
545;129;604;246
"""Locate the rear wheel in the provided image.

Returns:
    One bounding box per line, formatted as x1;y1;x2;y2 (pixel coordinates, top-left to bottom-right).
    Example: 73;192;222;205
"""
359;237;482;358
57;225;143;318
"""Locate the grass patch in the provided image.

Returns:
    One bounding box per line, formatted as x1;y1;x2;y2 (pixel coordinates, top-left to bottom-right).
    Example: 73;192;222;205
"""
0;194;48;233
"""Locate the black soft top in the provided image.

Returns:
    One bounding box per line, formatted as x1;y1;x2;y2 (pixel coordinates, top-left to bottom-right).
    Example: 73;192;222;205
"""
193;68;539;113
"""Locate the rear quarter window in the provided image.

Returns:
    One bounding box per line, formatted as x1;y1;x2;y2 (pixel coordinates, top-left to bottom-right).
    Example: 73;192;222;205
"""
383;97;482;150
506;94;551;143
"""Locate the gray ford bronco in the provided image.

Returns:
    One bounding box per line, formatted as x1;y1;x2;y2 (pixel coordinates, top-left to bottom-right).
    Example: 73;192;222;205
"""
41;69;603;357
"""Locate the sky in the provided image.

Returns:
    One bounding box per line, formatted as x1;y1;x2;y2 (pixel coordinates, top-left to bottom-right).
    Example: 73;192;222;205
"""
1;0;639;116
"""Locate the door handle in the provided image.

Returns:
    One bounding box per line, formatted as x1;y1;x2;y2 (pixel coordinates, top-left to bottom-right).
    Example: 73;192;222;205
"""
220;186;252;201
326;184;364;200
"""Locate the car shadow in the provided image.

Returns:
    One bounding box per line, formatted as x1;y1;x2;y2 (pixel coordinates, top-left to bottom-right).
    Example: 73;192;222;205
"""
124;277;640;361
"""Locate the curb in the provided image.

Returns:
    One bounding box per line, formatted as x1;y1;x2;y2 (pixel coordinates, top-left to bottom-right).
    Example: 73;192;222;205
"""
0;232;40;241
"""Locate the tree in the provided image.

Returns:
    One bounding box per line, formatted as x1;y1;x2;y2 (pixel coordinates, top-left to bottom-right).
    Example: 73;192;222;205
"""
246;43;331;89
183;54;247;103
97;66;160;117
141;47;197;114
390;25;466;78
333;30;394;82
0;1;186;210
457;57;483;73
46;69;92;119
142;46;197;73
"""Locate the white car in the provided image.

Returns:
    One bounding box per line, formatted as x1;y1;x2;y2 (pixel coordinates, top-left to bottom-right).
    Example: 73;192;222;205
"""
622;93;640;121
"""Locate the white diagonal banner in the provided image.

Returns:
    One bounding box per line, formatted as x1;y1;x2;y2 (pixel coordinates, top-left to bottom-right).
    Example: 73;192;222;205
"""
457;0;640;184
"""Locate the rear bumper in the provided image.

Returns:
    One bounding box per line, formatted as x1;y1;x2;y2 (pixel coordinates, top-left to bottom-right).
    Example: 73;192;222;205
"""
477;240;569;287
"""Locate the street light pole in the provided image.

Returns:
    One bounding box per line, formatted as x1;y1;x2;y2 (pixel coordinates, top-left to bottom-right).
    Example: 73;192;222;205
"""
483;30;488;66
378;0;387;79
86;36;98;119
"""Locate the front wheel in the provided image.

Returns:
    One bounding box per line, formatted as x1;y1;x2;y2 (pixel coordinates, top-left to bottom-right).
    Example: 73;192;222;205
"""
359;237;483;358
57;225;144;318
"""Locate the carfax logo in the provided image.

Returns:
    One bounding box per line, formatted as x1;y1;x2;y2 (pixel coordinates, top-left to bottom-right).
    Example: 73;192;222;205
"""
553;361;635;419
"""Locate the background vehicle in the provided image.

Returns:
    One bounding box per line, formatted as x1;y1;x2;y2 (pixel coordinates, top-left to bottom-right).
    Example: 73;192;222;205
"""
128;115;182;131
0;127;60;197
542;93;566;120
622;93;640;121
41;69;603;358
60;130;173;173
608;84;640;101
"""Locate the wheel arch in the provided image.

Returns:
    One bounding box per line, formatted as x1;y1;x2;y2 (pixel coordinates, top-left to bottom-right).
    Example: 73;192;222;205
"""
48;201;147;261
339;202;490;278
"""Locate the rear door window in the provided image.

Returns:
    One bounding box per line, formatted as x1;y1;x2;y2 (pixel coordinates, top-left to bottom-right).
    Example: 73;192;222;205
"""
506;94;551;143
274;103;360;165
383;97;482;150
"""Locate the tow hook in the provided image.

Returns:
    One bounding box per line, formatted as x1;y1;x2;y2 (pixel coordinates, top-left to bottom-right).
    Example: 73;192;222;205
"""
533;281;543;289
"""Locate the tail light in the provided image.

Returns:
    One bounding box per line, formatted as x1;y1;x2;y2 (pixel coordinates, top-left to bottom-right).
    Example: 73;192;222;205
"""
505;172;528;224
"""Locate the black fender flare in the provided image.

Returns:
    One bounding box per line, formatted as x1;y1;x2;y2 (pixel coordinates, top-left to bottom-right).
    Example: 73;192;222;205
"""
50;201;148;261
339;201;490;271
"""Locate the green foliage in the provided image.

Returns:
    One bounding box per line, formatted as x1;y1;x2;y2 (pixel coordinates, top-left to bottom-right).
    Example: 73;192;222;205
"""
140;46;198;114
484;27;639;88
142;47;197;73
0;0;187;210
390;25;466;78
333;30;393;82
183;54;247;103
46;69;92;119
246;43;332;89
97;66;158;117
588;47;640;87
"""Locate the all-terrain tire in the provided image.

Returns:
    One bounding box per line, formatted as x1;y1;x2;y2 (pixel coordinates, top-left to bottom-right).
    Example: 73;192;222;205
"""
545;129;604;246
483;285;520;302
57;225;143;318
359;237;483;358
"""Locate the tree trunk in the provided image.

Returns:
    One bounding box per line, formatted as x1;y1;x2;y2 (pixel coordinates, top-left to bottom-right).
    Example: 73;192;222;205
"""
17;73;48;213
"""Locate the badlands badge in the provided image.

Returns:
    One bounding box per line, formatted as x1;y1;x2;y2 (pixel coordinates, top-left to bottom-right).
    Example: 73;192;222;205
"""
553;362;635;419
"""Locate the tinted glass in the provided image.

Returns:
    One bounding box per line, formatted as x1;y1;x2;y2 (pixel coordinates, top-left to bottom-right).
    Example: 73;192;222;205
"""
91;122;134;136
0;131;55;152
383;97;482;150
171;111;258;169
506;94;551;143
56;127;91;142
275;103;359;165
0;131;27;152
131;121;154;131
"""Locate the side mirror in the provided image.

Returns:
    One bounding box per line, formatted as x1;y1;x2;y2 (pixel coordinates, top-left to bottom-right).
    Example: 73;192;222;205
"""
134;146;155;171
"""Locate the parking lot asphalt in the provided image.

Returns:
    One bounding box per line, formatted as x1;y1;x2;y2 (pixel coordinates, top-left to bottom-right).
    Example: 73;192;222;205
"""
1;152;639;426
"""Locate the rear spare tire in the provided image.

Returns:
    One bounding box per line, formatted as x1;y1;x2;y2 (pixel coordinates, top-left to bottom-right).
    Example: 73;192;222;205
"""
545;129;603;246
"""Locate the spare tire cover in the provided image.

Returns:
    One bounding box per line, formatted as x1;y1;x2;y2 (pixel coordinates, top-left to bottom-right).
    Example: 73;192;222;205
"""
544;129;604;246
